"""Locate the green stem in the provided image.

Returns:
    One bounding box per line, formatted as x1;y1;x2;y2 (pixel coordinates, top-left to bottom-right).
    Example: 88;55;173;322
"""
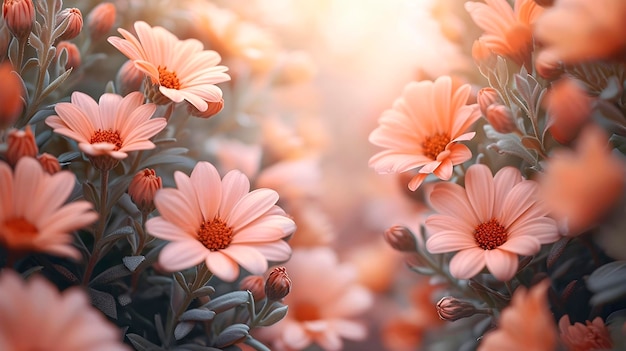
81;169;110;285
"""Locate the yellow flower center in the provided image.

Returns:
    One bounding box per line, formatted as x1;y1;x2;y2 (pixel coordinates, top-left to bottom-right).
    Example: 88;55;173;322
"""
158;66;181;90
474;218;507;250
292;301;320;321
1;217;38;249
90;129;122;150
197;217;233;251
422;133;450;160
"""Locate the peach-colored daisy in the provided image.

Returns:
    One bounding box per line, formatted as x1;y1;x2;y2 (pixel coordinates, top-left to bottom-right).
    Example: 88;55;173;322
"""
0;157;98;260
478;280;557;351
145;161;295;282
559;315;613;351
368;76;481;191
0;269;129;351
534;0;626;63
107;21;230;112
425;164;560;281
465;0;544;67
45;91;167;165
254;248;373;351
540;125;626;236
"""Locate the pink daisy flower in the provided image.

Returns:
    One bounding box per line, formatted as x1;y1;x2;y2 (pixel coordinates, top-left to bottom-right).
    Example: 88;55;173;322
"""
425;164;560;281
145;161;295;282
368;76;481;191
107;21;230;112
0;270;129;350
0;157;97;260
45;91;167;168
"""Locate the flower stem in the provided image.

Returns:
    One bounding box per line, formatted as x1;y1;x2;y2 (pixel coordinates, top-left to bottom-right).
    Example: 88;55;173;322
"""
81;169;110;286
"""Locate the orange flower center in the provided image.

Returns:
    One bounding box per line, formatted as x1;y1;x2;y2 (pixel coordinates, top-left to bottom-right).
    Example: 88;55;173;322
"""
90;129;122;150
158;66;181;90
197;217;234;251
474;218;507;250
422;133;450;160
1;217;38;249
292;301;320;321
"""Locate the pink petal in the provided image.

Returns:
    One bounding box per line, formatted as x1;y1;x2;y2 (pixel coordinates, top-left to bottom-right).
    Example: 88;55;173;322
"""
498;181;539;228
158;240;207;272
508;217;559;244
449;248;486;279
493;166;522;214
221;245;268;275
447;143;473;164
408;173;428;191
426;214;475;233
282;322;312;350
484;249;519;281
465;164;495;221
433;158;454;180
190;162;221;222
219;170;251;217
205;251;240;282
315;330;343;351
426;231;477;254
325;286;373;317
0;162;13;221
229;189;279;230
244;241;292;262
499;236;541;256
330;320;367;340
145;217;195;241
153;188;200;234
429;182;480;224
232;215;295;243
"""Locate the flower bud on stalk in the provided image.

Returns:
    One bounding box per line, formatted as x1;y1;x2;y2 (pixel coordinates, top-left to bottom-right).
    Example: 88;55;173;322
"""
6;124;37;166
436;297;480;322
265;266;291;301
128;168;162;214
56;8;83;42
486;104;517;134
239;275;266;301
384;225;418;252
477;87;501;117
37;153;61;174
2;0;34;40
56;41;81;70
115;60;144;96
86;2;115;41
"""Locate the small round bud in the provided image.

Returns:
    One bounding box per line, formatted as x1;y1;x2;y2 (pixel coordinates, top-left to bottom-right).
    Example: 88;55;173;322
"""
187;98;224;119
535;51;563;80
0;62;23;129
6;124;37;166
486;104;517;134
436;296;479;322
128;168;162;213
2;0;34;40
239;275;266;301
384;225;417;252
56;8;83;41
86;3;115;41
37;153;61;174
265;266;291;301
477;87;501;117
115;60;145;96
56;41;81;70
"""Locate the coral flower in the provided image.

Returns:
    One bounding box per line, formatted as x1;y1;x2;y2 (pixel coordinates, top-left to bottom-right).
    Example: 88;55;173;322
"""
107;21;230;112
0;157;97;260
559;315;613;351
145;161;295;282
369;76;481;191
45;91;167;169
478;280;557;351
425;164;559;281
255;247;373;351
0;270;129;350
465;0;544;67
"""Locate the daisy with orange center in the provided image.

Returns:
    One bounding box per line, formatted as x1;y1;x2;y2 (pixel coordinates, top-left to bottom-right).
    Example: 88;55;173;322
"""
145;161;295;282
425;164;559;281
465;0;544;67
559;315;613;351
107;21;230;112
45;91;167;170
368;76;481;191
0;157;98;260
0;270;130;351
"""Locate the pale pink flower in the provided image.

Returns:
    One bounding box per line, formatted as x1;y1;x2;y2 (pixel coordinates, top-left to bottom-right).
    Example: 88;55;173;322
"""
559;315;613;351
465;0;544;67
540;125;626;236
369;76;481;191
425;164;560;281
478;280;557;351
0;270;129;351
255;248;373;351
145;161;295;282
45;91;167;161
0;157;97;260
107;21;230;112
534;0;626;63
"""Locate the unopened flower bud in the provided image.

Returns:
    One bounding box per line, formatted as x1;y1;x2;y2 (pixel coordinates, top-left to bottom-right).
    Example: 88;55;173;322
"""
0;62;23;129
486;104;517;134
128;168;162;213
384;225;417;252
265;266;291;301
477;87;501;117
37;152;61;174
239;275;266;301
545;77;592;144
116;60;144;96
436;297;479;322
86;3;115;41
2;0;34;40
56;41;81;70
535;51;563;80
56;8;83;41
6;125;37;166
187;98;224;119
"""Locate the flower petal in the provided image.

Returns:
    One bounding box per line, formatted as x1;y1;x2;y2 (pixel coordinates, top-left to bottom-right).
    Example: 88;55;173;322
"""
449;248;486;279
159;240;207;272
484;249;519;281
